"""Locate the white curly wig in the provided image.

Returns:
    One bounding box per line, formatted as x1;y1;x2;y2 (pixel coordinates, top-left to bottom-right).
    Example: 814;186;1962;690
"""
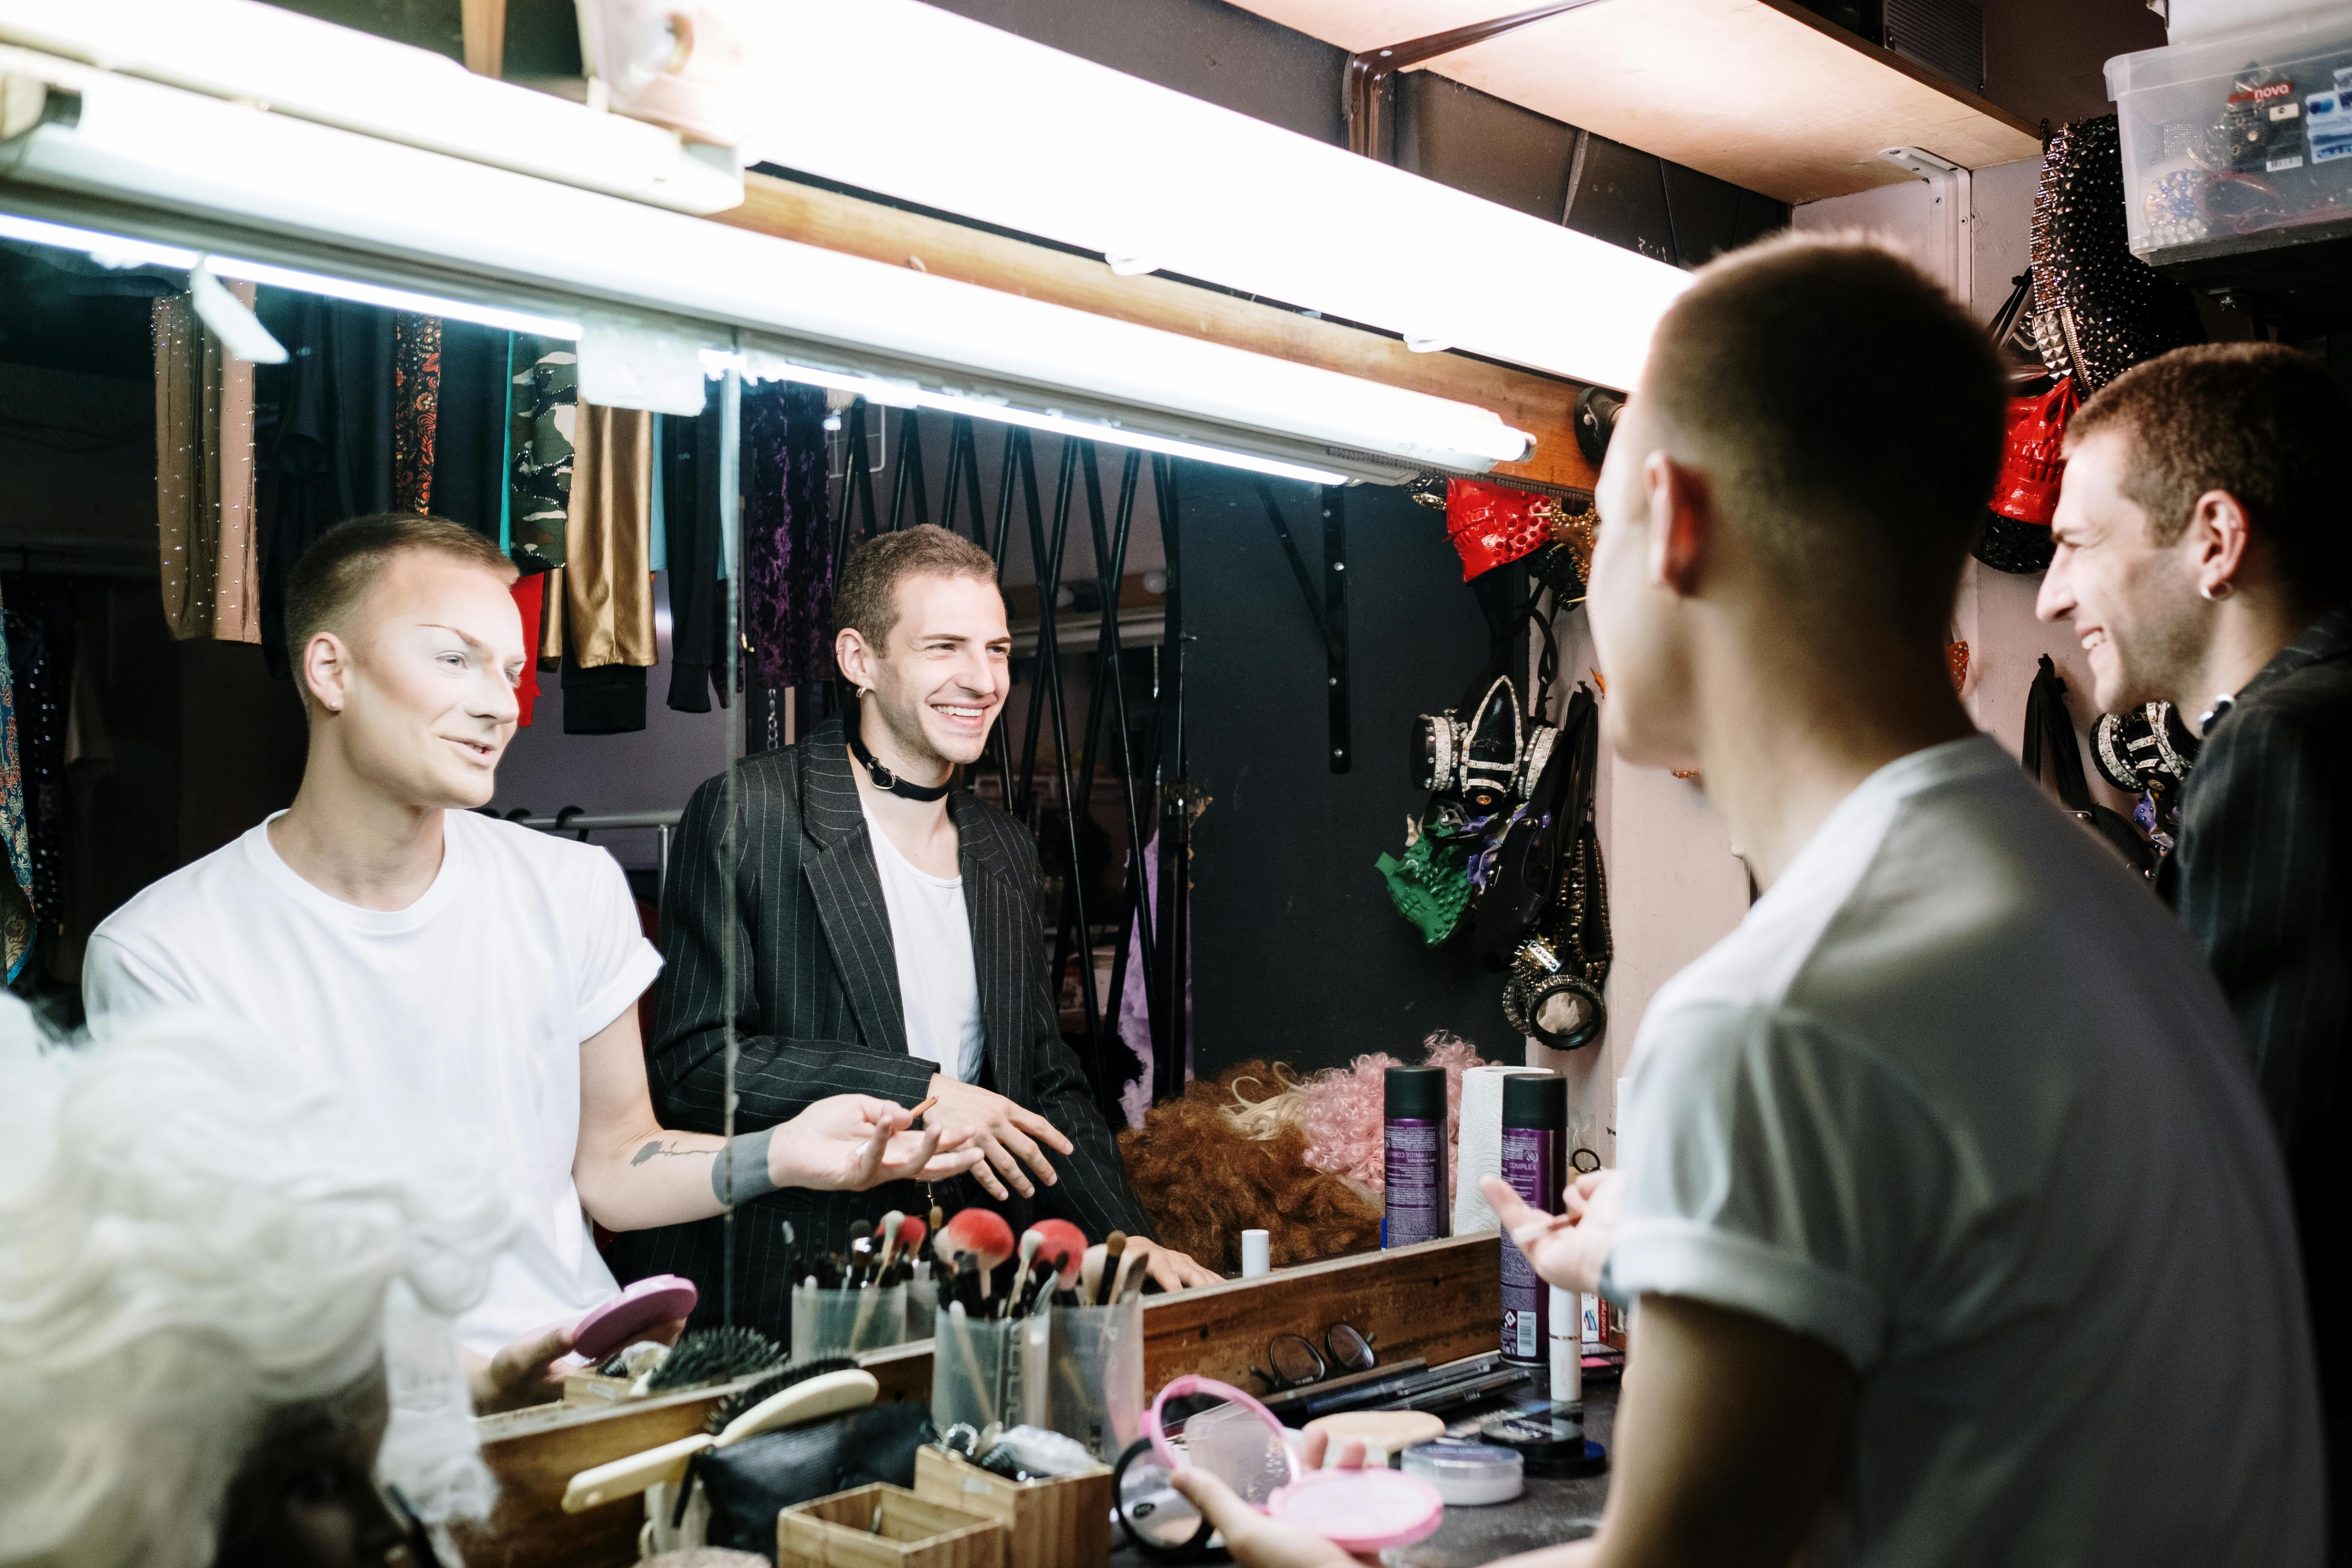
0;995;517;1568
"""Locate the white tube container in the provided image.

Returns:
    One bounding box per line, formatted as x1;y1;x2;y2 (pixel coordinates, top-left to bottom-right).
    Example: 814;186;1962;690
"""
1240;1230;1271;1278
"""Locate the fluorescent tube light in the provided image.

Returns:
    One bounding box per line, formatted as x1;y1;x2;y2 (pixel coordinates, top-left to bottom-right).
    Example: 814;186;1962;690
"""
0;210;193;269
205;257;583;338
0;211;581;338
0;0;744;214
744;0;1691;391
0;49;1531;478
708;350;1349;486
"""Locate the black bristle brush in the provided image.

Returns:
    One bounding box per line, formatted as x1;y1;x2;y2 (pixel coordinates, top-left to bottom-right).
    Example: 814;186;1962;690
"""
643;1326;785;1393
701;1356;860;1435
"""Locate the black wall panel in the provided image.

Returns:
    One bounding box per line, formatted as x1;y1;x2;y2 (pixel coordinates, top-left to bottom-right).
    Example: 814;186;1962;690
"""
1180;470;1517;1080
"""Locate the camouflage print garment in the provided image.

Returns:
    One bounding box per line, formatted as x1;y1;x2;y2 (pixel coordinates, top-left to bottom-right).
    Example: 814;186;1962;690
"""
509;336;576;570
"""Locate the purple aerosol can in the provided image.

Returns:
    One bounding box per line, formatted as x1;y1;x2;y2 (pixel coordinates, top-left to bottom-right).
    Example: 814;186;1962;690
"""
1383;1066;1447;1248
1500;1072;1567;1364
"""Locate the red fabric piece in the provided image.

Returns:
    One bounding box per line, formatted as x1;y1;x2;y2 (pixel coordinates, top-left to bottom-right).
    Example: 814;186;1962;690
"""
510;572;544;727
1990;377;2079;527
1444;478;1553;580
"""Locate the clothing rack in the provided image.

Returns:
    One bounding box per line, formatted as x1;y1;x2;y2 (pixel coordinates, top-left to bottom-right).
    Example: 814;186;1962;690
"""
495;807;683;903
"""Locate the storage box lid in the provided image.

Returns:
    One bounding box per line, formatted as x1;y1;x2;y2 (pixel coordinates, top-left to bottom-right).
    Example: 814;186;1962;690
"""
2106;6;2352;97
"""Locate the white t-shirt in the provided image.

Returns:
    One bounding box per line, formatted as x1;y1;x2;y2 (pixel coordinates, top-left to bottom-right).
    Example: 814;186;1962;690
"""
1606;736;2321;1567
83;810;663;1357
861;801;984;1084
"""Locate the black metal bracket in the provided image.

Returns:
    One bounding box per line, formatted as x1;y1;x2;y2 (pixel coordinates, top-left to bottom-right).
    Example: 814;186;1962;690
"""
1256;482;1351;773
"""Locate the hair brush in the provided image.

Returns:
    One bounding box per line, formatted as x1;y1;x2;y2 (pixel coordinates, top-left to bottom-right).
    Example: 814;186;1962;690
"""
702;1356;870;1438
640;1326;784;1394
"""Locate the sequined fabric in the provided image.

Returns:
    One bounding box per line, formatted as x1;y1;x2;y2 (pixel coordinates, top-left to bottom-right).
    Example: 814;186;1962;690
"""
152;287;260;643
392;311;442;514
740;380;834;691
0;579;31;982
2031;116;2203;394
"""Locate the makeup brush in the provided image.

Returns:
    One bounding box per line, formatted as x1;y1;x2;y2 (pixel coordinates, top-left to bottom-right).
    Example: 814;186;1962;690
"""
1096;1232;1127;1307
1108;1235;1142;1304
927;1204;948;1281
1007;1230;1044;1318
1021;1255;1064;1319
844;1220;873;1286
1025;1220;1088;1287
893;1215;928;1283
954;1252;985;1316
1078;1243;1107;1308
939;1209;1015;1300
875;1211;906;1272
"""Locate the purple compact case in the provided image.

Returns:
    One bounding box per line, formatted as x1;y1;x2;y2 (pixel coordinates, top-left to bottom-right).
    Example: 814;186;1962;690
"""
572;1274;698;1362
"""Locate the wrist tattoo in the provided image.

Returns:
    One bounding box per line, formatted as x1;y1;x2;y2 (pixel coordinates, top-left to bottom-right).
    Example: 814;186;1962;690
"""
712;1126;779;1205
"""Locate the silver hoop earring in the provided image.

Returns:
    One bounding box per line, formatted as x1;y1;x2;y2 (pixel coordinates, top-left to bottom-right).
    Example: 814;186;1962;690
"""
2201;581;2235;603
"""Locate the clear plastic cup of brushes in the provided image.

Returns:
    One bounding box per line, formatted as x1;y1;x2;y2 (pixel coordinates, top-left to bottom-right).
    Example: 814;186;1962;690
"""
1048;1293;1145;1461
904;1273;939;1342
789;1281;907;1365
930;1300;1050;1434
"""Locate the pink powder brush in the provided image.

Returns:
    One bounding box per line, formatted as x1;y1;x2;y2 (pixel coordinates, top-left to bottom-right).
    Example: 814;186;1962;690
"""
938;1209;1015;1300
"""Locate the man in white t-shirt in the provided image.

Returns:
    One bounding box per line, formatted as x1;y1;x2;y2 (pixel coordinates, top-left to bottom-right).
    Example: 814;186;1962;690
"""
84;514;978;1410
1175;239;2321;1564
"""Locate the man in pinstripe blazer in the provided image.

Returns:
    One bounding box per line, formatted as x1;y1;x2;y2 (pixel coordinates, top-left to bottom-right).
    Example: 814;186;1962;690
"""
617;526;1214;1333
2038;341;2350;1541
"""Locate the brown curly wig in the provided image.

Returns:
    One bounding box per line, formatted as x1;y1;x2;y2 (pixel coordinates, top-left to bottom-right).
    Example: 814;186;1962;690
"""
1118;1061;1381;1273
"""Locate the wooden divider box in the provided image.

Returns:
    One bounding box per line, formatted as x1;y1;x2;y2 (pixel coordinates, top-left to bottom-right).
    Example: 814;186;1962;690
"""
914;1445;1113;1568
779;1483;1008;1568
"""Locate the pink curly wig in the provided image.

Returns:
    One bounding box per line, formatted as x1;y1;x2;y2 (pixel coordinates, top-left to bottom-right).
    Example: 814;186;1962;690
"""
1297;1032;1489;1191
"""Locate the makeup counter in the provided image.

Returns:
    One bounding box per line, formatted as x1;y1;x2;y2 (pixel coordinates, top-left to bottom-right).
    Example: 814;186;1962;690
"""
468;1228;1625;1568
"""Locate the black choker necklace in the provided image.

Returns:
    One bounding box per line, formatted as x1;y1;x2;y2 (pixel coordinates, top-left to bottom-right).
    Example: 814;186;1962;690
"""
848;707;952;802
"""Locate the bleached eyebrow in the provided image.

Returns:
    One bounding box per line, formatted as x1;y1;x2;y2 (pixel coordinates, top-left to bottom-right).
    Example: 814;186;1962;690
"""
421;622;496;657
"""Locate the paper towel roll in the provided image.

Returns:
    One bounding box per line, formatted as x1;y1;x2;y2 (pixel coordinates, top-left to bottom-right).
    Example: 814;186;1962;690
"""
1451;1065;1547;1235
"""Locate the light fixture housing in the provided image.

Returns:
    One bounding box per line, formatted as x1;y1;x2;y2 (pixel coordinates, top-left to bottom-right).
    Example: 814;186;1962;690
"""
0;0;745;213
0;47;1532;484
744;0;1691;392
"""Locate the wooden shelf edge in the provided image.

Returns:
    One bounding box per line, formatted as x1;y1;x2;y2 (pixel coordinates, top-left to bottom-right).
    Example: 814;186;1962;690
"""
706;174;1597;493
1752;0;2044;149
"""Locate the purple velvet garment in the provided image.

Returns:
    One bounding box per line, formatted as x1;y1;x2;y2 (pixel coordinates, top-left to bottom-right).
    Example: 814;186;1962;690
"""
741;380;835;691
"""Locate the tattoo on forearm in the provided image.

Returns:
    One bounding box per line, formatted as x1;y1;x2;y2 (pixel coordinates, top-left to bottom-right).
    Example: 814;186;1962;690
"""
711;1126;778;1205
631;1139;699;1167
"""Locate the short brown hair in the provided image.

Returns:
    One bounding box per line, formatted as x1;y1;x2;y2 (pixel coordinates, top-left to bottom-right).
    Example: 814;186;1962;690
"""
833;525;998;651
285;514;515;699
1644;233;2006;637
2067;343;2350;609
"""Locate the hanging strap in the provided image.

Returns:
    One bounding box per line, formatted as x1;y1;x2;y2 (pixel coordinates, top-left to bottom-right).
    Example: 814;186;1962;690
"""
2023;654;2095;813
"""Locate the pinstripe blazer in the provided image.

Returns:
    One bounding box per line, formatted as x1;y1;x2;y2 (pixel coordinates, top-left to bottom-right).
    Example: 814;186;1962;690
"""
2158;604;2350;1410
605;715;1153;1335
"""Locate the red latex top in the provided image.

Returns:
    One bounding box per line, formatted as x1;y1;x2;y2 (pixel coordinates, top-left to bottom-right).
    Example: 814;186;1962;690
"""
1990;377;2080;527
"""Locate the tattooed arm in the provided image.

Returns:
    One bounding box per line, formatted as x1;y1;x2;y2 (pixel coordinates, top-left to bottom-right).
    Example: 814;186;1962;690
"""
572;1004;982;1234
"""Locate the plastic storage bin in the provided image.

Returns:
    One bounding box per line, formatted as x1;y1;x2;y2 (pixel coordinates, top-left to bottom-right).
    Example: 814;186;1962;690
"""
2107;9;2352;262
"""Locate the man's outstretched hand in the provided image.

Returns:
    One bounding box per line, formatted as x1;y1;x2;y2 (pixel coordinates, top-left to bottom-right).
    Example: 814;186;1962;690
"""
921;1076;1074;1201
781;1094;983;1191
1123;1237;1221;1291
1482;1168;1622;1296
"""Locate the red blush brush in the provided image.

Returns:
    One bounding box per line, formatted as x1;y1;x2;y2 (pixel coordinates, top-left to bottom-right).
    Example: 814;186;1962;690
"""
1025;1220;1089;1291
892;1215;928;1282
939;1209;1015;1299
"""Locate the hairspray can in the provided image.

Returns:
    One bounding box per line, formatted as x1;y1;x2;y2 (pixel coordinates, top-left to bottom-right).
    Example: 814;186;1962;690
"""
1500;1072;1566;1364
1383;1066;1447;1249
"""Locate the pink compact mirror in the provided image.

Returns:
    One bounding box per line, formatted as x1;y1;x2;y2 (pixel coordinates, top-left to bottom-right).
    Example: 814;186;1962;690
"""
572;1273;698;1362
1142;1375;1444;1551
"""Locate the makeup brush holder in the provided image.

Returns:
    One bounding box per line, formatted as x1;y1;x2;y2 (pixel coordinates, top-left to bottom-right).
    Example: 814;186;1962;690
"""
1046;1296;1144;1462
930;1306;1050;1435
905;1274;940;1341
791;1282;907;1364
